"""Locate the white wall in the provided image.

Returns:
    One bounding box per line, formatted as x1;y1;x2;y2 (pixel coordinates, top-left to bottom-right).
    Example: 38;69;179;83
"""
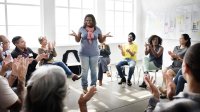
31;0;200;66
141;0;200;67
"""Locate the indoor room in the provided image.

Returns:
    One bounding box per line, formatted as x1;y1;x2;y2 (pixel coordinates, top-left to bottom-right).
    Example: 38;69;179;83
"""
0;0;200;112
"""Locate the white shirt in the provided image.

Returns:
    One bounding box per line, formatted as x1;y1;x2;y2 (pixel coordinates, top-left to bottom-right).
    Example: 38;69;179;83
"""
0;76;18;112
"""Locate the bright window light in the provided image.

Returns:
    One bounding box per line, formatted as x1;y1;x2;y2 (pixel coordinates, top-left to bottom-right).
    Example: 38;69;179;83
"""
7;5;40;25
0;4;5;25
56;0;68;7
7;0;40;5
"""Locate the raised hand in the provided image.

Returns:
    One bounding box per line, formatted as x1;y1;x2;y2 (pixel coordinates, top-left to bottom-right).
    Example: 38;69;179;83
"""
144;75;159;99
69;30;77;37
0;55;13;76
118;45;123;50
12;57;30;81
78;86;97;104
104;32;112;37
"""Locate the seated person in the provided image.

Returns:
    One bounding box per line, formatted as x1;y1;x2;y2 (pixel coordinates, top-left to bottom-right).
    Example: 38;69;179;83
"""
98;41;111;86
139;35;163;88
23;65;97;112
0;57;29;112
173;68;187;95
11;36;45;82
116;32;138;86
159;34;191;97
38;36;81;81
144;43;200;112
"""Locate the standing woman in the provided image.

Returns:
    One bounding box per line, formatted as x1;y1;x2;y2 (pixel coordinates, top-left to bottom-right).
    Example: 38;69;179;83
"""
70;14;112;93
98;42;111;86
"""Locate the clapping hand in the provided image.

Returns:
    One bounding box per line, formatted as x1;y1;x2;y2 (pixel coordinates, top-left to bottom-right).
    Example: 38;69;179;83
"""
11;57;30;81
118;45;123;50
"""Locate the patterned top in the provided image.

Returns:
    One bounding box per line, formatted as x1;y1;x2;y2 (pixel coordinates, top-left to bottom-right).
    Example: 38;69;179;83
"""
38;48;57;66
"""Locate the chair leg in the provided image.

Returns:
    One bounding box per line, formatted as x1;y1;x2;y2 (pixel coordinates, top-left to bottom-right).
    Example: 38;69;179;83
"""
137;67;142;85
108;65;112;82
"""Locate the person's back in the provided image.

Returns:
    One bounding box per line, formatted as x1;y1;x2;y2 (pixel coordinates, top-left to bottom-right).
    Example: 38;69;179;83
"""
24;65;67;112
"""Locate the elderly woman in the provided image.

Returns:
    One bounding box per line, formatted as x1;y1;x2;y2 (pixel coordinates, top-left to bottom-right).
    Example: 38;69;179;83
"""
38;36;81;81
24;65;96;112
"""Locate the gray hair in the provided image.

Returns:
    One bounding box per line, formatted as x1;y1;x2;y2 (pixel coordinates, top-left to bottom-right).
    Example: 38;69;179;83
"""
24;65;67;112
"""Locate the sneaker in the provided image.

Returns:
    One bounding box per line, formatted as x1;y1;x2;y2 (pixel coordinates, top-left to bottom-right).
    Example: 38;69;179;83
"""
127;80;132;86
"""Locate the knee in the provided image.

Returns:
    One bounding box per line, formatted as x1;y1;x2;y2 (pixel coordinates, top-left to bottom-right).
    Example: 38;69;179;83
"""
129;66;135;70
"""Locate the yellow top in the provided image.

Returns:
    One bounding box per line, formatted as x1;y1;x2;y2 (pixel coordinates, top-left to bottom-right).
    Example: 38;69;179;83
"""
122;42;138;61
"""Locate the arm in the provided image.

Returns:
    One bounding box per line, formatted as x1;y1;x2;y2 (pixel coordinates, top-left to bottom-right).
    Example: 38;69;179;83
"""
51;48;57;57
69;30;81;42
7;58;29;111
144;76;160;111
78;86;97;112
149;46;164;58
100;44;111;56
145;43;150;55
118;45;125;56
126;49;136;57
98;32;112;43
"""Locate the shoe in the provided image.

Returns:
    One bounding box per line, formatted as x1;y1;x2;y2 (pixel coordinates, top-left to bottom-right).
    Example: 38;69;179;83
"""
99;80;102;86
118;78;126;85
139;81;147;88
127;80;132;86
72;74;82;81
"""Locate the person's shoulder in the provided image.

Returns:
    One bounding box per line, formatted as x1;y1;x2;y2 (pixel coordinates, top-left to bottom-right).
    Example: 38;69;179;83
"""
155;97;199;112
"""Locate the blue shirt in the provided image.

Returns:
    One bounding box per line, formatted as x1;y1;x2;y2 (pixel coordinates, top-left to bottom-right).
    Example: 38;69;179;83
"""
78;26;102;56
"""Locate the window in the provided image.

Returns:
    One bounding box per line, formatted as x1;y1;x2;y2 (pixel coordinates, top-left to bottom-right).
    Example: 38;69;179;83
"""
55;0;96;46
105;0;133;43
0;1;41;48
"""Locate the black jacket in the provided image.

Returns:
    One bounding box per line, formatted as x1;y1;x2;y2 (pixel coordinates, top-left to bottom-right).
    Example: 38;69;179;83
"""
11;47;38;81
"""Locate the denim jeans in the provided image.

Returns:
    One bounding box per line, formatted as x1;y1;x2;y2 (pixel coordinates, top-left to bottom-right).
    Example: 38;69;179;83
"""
52;62;73;76
116;58;136;81
173;69;187;95
80;55;98;89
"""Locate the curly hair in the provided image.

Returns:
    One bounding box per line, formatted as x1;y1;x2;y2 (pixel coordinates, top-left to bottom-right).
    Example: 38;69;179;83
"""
148;35;162;45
